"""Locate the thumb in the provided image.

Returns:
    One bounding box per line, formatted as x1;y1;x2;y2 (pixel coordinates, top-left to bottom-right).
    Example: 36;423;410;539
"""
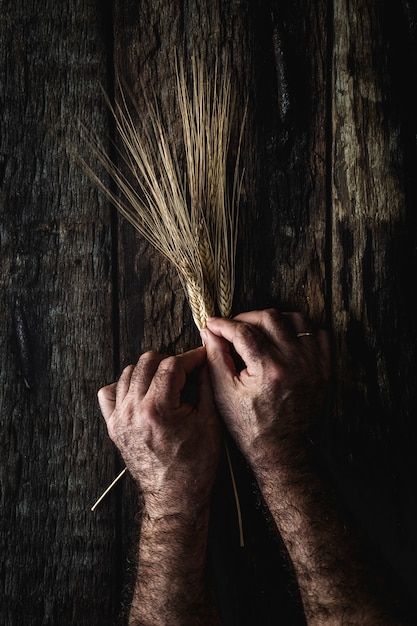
97;382;117;421
200;328;237;406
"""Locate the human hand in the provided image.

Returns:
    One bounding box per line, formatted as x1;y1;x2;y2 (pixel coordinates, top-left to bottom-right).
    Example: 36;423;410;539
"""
201;309;330;474
97;347;222;520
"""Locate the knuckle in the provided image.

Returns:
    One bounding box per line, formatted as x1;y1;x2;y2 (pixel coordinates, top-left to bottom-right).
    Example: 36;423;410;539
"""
157;355;178;378
141;349;159;360
263;307;279;320
235;321;254;343
260;308;282;328
131;351;163;386
257;309;288;333
235;321;270;359
139;350;161;366
120;364;134;379
293;311;310;326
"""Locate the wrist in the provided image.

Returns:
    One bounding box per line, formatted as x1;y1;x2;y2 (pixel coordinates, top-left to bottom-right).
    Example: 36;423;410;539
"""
249;436;328;515
132;507;216;626
141;505;211;528
138;507;211;586
249;429;318;477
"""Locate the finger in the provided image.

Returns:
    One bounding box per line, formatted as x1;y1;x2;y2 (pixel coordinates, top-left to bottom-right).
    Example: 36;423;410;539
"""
201;326;238;385
202;327;241;416
97;382;117;421
146;346;207;413
206;315;278;375
233;309;297;347
115;364;134;405
175;345;207;374
196;363;219;421
128;352;166;399
285;312;316;338
234;310;319;351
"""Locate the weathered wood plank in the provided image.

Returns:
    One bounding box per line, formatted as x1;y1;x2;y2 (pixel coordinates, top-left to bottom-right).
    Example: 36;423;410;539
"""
0;1;122;623
1;1;416;623
247;0;329;322
331;0;417;594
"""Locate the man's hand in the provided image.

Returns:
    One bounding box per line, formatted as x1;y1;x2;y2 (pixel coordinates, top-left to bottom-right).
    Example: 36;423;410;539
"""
203;310;412;625
98;347;222;625
201;309;330;474
98;347;222;520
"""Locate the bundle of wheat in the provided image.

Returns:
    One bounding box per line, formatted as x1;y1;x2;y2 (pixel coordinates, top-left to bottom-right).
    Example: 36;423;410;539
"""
87;52;246;546
84;52;245;330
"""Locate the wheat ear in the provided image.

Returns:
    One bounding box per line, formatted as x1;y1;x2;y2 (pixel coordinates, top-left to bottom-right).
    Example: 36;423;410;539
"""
80;82;212;329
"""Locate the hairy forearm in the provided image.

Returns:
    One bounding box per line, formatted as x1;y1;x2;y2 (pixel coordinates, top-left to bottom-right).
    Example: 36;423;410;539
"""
129;509;220;626
253;445;412;625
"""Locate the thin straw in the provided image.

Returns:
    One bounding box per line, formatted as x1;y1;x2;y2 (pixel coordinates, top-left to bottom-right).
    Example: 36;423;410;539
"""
91;467;127;512
224;440;244;547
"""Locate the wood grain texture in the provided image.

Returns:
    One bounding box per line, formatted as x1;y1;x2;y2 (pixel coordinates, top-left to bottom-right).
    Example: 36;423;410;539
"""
0;1;122;623
1;0;416;624
330;0;417;593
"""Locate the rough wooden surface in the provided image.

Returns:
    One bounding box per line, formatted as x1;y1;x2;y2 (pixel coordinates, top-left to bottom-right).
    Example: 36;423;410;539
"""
0;2;120;623
330;0;417;591
1;0;416;624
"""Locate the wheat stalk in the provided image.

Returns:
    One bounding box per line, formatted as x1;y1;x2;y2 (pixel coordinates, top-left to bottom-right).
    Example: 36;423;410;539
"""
81;53;244;327
86;51;246;545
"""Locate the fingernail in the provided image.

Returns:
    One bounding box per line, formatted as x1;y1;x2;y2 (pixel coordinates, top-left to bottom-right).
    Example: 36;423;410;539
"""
200;329;209;344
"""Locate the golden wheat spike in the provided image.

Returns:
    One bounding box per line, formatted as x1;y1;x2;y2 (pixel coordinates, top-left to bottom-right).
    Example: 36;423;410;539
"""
80;52;244;329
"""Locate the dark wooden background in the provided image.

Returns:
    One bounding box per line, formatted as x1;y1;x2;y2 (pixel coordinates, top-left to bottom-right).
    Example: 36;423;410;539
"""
1;1;417;624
